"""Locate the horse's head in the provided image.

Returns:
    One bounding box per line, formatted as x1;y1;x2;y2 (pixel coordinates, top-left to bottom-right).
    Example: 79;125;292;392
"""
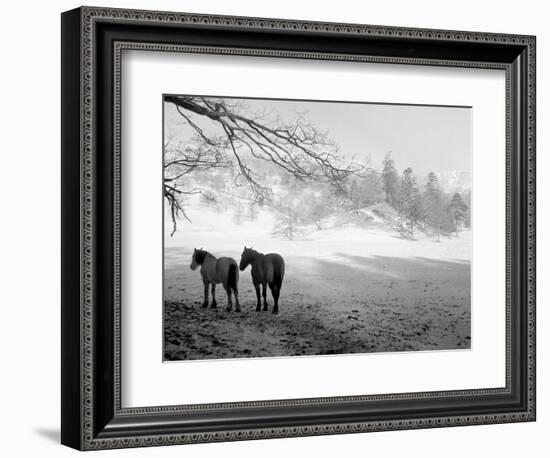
239;246;254;271
190;248;206;270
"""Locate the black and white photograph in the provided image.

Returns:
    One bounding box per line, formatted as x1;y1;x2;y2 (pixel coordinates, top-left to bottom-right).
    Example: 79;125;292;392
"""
163;95;472;361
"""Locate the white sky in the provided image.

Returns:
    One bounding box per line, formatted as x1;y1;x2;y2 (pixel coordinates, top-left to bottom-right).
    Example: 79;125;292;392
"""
164;96;472;177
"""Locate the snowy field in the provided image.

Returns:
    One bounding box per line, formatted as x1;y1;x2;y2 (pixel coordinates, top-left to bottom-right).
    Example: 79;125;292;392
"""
164;202;471;361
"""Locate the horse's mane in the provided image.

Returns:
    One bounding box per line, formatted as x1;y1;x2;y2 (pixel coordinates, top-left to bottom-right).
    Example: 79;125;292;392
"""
245;247;262;256
194;249;210;264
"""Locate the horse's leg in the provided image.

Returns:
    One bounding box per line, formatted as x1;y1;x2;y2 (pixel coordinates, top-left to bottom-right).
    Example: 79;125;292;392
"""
201;279;209;308
262;283;268;311
210;283;217;308
269;283;279;314
253;282;261;311
232;286;241;312
224;284;233;312
273;287;280;314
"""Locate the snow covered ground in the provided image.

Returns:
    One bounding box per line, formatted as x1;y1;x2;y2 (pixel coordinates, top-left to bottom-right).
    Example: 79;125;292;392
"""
164;202;471;361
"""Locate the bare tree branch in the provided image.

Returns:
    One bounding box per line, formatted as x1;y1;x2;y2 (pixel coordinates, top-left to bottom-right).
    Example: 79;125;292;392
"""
163;95;370;234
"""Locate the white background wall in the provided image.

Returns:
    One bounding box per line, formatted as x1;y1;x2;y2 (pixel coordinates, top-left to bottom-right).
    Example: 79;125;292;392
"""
0;0;546;456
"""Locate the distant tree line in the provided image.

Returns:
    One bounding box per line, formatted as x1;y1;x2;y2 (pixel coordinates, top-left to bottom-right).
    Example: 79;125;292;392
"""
273;152;470;240
379;153;469;239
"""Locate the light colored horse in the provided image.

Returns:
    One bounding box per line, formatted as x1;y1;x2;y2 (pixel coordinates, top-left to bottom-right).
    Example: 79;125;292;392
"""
239;247;285;314
190;248;240;312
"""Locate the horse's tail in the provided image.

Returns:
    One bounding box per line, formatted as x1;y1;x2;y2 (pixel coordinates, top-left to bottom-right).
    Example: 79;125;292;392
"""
273;269;281;292
228;263;238;291
273;257;284;291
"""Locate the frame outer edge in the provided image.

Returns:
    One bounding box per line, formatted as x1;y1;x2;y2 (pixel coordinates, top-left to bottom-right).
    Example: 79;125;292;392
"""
80;6;96;451
61;7;84;451
81;5;535;43
526;36;536;421
70;6;536;449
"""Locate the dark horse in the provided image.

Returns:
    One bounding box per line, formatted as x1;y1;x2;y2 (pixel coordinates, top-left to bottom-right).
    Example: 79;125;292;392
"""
239;247;285;314
190;248;240;312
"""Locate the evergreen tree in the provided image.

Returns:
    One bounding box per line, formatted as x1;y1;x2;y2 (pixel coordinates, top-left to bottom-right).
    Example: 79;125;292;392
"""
461;189;472;229
398;167;423;237
424;172;439;195
382;152;399;207
448;192;468;236
423;172;446;241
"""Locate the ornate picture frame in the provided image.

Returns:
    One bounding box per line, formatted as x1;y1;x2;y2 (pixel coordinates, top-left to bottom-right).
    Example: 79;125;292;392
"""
61;6;536;450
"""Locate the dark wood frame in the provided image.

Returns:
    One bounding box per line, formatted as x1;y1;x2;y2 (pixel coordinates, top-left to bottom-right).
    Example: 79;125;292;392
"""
61;6;536;450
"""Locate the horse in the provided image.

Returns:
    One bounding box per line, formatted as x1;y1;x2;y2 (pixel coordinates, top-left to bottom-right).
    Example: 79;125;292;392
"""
239;247;285;314
190;248;240;312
